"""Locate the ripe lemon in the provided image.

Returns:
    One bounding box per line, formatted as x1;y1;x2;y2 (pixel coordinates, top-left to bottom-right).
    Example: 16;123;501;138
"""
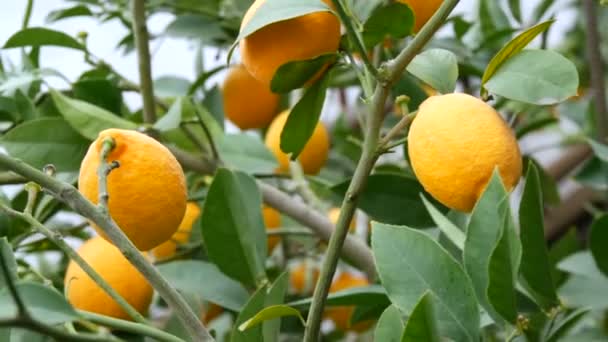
397;0;443;32
152;202;201;260
64;237;153;320
265;110;330;175
78;129;187;251
407;93;522;212
328;208;356;232
290;262;319;294
264;206;282;251
223;64;280;129
240;0;341;87
324;272;374;332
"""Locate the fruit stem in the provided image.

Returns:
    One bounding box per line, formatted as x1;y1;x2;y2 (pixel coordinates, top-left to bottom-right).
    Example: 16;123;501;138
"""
131;0;157;124
98;138;119;216
0;154;215;341
302;1;460;341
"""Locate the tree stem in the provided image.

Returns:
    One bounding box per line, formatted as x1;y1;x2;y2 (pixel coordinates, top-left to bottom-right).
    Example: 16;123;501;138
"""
131;0;157;124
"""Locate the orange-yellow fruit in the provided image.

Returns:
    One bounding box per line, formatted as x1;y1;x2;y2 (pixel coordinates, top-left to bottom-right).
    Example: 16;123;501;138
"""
201;303;223;324
64;237;153;320
328;208;356;232
223;64;280;130
290;262;320;294
325;273;374;332
397;0;443;32
264;206;282;251
152;202;201;260
407;93;522;212
240;0;341;87
78;129;187;251
265;110;330;175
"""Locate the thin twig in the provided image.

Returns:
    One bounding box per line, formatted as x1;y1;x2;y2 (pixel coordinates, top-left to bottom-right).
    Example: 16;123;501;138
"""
0;318;120;342
97;139;120;215
0;250;27;316
0;172;27;184
23;182;40;216
21;0;34;30
79;311;185;342
131;0;157;124
289;161;327;212
378;111;417;149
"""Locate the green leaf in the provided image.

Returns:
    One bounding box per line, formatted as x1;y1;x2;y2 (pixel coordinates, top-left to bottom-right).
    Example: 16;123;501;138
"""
362;2;414;47
557;251;606;280
201;168;267;287
523;157;560;205
374;305;404;342
0;239;17;291
481;20;554;97
508;0;521;23
544;308;591;342
518;163;559;309
575;157;608;191
72;78;123;115
401;292;440;342
217;134;278;174
289;285;389;309
587;139;608;162
1;118;89;172
263;272;289;342
484;49;579;105
3;27;84;50
589;215;608;277
421;195;465;250
372;223;479;342
558;274;608;310
279;70;330;159
46;5;93;23
239;305;304;331
231;285;267;342
0;282;78;325
271;53;336;93
165;15;230;45
154;76;191;98
406;49;459;94
14;90;38;121
51;90;137;140
228;0;333;63
332;174;447;228
154;97;183;132
157;260;250;311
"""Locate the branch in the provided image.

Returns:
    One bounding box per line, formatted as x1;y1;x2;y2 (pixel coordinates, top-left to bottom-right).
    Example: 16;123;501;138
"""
79;311;185;342
303;1;460;340
0;172;26;184
131;0;156;124
0;154;214;342
0;318;119;342
0;249;27;316
21;0;33;30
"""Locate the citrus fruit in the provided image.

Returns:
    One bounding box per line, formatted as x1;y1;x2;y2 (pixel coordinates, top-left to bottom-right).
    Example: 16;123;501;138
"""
397;0;443;32
223;64;280;129
265;110;330;175
78;129;187;251
264;206;282;251
64;237;153;320
152;202;201;260
407;93;522;212
240;0;341;87
324;272;374;332
290;262;319;294
328;208;356;232
201;303;223;324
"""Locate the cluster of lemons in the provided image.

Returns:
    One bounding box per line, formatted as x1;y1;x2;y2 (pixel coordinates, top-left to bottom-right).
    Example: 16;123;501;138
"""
64;0;523;335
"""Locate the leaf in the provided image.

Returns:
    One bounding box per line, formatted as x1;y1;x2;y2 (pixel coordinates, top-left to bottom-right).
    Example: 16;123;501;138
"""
201;168;267;287
508;0;521;23
1;118;89;172
157;260;250;311
558;275;608;310
481;20;554;97
332;174;447;228
279;70;330;159
154;97;183;132
289;285;390;309
374;305;404;342
165;15;230;45
14;90;38;121
406;49;459;94
72;78;123;115
0;282;78;325
271;53;336;93
589;215;608;277
362;2;414;47
3;27;84;50
401;292;440;342
587;139;608;162
51;90;137;140
239;305;304;331
228;0;332;63
154;76;191;98
372;223;480;342
518;163;559;309
523;157;560;205
263;272;289;342
217;134;278;175
544;308;591;342
231;285;267;342
484;49;579;105
557;251;607;280
575;157;608;191
0;239;17;291
421;195;465;250
46;5;93;23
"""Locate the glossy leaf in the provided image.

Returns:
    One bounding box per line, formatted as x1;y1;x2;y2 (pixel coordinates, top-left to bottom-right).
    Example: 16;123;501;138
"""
72;79;123;115
280;70;330;159
402;292;440;342
157;260;249;311
239;305;304;331
1;118;89;172
362;2;414;47
218;133;278;175
589;215;608;277
51;90;137;140
374;305;404;342
271;53;336;93
407;49;459;94
3;27;84;50
201;168;267;287
0;282;78;325
421;195;464;250
372;223;479;342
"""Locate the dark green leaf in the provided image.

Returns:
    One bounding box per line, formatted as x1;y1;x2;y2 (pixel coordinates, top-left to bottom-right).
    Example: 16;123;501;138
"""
157;260;249;311
231;285;267;342
0;282;78;325
332;174;447;228
372;223;479;342
519;163;559;309
280;70;330;159
523;157;560;205
3;27;84;50
72;79;122;115
589;215;608;277
46;5;93;23
14;90;38;121
508;0;521;23
201;168;267;287
1;118;89;172
401;292;440;342
544;308;591;342
406;49;458;94
0;239;17;291
374;305;404;342
217;134;278;174
271;53;336;93
362;2;414;47
289;285;389;309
